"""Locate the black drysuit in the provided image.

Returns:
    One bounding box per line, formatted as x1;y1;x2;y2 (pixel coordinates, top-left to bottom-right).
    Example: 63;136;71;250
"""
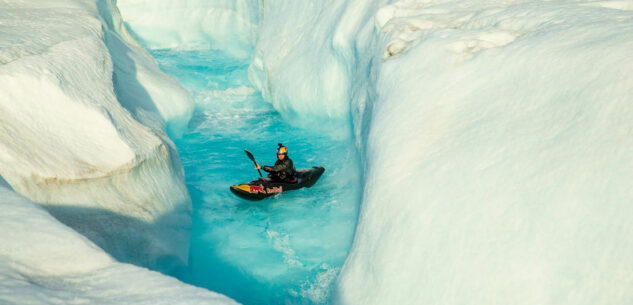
263;157;296;182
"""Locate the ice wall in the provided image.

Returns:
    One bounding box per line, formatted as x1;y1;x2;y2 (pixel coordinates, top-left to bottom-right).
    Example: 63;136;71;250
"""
248;0;388;139
116;0;259;58
0;178;238;305
0;0;193;273
335;1;633;304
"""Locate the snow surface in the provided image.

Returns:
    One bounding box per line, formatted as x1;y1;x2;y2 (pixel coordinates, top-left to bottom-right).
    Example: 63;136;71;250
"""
0;0;193;273
0;177;238;305
118;0;633;304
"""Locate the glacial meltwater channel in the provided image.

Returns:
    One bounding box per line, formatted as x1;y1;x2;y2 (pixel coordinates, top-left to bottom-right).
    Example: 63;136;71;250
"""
151;49;361;305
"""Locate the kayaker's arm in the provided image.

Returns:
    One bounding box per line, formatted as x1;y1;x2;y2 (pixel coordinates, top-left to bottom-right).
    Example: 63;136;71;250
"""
255;163;275;172
254;162;278;172
255;163;276;171
263;161;290;173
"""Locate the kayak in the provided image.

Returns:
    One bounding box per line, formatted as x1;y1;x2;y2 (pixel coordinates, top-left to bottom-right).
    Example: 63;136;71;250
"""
230;166;325;200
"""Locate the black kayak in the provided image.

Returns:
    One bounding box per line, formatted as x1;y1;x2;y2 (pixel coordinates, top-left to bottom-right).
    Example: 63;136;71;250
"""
230;167;325;200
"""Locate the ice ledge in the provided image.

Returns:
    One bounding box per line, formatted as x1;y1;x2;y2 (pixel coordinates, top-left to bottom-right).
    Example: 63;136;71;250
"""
0;178;239;305
0;0;193;274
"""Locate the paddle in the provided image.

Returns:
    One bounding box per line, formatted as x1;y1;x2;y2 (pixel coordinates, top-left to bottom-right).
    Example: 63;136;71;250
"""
244;149;263;177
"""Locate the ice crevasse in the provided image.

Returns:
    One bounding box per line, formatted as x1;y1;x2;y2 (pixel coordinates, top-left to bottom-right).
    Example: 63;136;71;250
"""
118;0;633;304
0;0;195;274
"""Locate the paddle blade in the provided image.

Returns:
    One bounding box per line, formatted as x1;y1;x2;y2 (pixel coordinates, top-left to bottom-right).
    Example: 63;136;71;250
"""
244;149;256;162
244;149;263;177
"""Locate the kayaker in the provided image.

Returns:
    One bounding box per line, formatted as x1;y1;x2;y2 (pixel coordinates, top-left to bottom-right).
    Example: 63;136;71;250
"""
255;143;296;182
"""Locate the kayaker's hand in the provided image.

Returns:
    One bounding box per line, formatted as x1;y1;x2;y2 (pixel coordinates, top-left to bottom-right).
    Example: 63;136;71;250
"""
255;164;261;170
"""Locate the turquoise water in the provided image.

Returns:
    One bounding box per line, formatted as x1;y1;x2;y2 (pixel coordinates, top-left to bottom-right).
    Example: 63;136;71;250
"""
151;49;361;305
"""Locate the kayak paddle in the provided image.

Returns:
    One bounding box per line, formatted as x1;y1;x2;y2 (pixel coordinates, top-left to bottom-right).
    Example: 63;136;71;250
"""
244;149;263;177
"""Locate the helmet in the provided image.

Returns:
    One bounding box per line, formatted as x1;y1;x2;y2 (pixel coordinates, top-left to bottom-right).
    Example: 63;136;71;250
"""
276;143;288;155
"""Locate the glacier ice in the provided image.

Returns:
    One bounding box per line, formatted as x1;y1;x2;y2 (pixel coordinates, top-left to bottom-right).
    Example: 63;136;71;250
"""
0;0;193;274
335;1;633;305
0;178;238;305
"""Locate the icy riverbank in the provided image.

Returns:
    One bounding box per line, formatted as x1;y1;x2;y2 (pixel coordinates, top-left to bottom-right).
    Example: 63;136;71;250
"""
0;0;193;273
0;178;238;305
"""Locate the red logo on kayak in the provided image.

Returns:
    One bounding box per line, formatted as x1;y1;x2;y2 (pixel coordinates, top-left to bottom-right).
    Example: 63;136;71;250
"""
266;186;282;194
249;185;265;194
249;185;282;194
